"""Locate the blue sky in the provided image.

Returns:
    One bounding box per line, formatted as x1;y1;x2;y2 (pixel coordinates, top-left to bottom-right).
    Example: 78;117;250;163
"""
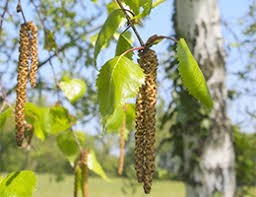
138;0;255;132
1;0;254;133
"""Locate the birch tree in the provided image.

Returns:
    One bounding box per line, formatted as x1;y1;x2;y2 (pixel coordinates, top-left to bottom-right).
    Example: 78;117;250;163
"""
171;0;236;196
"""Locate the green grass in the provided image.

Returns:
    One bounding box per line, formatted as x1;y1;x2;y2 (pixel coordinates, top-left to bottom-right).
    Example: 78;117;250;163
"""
33;174;185;197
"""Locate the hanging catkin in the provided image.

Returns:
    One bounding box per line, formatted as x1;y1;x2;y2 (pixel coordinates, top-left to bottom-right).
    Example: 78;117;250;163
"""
27;22;38;88
135;85;146;183
135;49;158;194
15;21;38;146
15;23;30;146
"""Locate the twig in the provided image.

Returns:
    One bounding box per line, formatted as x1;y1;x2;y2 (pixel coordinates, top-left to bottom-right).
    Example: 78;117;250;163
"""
0;80;11;112
116;0;144;46
48;58;61;101
0;0;9;38
38;25;101;68
17;0;27;23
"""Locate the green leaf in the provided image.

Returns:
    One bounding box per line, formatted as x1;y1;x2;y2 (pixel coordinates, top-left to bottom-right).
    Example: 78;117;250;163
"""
105;106;125;132
59;78;87;103
94;9;124;65
107;2;119;14
96;56;145;120
57;131;86;166
138;0;152;18
152;0;166;8
0;107;13;131
25;103;74;138
177;38;213;109
0;171;36;197
125;103;136;130
123;0;140;15
87;151;110;181
115;31;133;59
105;103;135;133
0;177;3;183
48;105;74;134
25;103;49;140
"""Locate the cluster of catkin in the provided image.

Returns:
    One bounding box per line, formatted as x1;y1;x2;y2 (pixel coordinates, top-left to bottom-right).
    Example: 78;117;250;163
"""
135;49;158;194
15;22;38;146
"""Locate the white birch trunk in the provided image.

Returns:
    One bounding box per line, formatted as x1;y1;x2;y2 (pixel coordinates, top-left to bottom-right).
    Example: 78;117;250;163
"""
173;0;236;196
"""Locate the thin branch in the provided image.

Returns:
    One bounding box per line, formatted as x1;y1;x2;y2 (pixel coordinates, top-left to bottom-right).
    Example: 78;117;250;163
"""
246;108;256;119
38;25;101;68
17;0;27;23
0;80;11;112
0;80;7;101
115;0;144;46
0;0;8;38
48;57;61;101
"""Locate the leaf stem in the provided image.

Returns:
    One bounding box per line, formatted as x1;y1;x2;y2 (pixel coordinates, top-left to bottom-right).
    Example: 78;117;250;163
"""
120;46;145;57
116;0;144;46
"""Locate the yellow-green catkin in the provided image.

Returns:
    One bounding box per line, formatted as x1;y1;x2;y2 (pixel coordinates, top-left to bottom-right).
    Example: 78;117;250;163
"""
27;22;38;88
15;21;38;146
15;23;30;146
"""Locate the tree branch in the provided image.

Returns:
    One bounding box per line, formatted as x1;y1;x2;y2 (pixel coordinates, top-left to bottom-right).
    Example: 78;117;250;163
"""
17;0;27;23
38;25;101;68
115;0;144;46
0;0;9;39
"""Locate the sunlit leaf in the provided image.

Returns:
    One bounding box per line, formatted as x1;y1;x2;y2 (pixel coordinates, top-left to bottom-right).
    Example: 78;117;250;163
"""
25;103;50;140
107;2;119;13
87;151;110;181
115;31;133;59
152;0;166;8
138;0;152;18
48;105;74;134
25;103;74;139
59;78;86;103
105;103;135;133
57;131;86;166
94;9;125;65
124;0;140;15
124;103;136;130
177;38;213;109
0;171;36;197
105;106;125;132
96;56;145;121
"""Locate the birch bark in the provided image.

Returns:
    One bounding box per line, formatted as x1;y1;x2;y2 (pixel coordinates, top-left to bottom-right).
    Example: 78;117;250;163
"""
173;0;236;196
